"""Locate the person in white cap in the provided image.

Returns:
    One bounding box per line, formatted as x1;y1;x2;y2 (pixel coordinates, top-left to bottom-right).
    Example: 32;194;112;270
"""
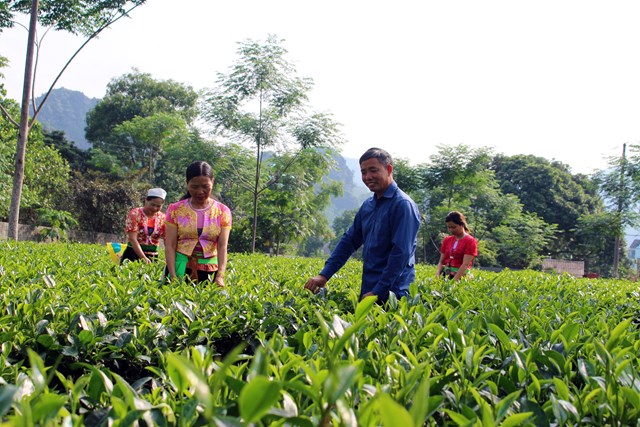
121;187;167;264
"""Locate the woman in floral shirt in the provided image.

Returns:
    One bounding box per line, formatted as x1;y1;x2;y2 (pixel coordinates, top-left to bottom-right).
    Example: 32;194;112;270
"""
165;161;232;285
121;188;167;264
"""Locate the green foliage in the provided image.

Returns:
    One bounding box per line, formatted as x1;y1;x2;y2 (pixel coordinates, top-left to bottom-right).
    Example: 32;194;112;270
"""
423;144;494;211
85;147;124;176
0;100;71;223
202;35;344;251
0;54;7;95
0;1;147;36
594;144;640;229
492;154;603;255
203;34;313;141
1;242;640;425
489;212;557;269
574;212;620;275
36;207;78;241
255;150;341;255
112;112;190;182
329;208;362;260
85;70;198;170
43;129;91;172
417;144;560;269
65;171;144;234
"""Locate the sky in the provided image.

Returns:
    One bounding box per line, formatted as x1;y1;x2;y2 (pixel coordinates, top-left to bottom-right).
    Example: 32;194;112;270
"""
2;0;640;175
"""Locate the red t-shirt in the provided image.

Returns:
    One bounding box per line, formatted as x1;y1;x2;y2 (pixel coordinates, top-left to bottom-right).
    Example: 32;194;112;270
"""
440;234;478;269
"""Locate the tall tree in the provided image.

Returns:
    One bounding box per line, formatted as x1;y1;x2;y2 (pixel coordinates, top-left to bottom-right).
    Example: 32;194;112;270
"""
573;212;621;276
202;35;344;252
489;212;557;270
112;112;189;182
491;153;602;257
1;99;70;223
85;70;198;170
593;143;640;276
0;0;146;239
419;144;498;263
412;144;559;269
423;144;495;211
256;150;341;255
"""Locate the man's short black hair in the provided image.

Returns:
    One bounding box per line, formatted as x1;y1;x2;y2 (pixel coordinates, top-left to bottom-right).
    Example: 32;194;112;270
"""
359;147;392;167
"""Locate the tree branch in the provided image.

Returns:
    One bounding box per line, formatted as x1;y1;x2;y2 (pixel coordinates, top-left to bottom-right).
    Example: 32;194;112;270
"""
226;160;254;192
30;26;52;118
30;3;144;126
0;103;19;127
256;148;302;196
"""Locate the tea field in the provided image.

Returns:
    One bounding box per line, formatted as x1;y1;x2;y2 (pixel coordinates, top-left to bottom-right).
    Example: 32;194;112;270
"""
1;241;640;426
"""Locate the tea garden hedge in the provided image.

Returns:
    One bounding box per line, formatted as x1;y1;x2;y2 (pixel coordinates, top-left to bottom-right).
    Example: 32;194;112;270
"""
1;240;639;426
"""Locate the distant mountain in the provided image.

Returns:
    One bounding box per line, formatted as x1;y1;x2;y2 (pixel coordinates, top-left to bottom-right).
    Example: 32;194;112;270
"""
345;157;362;186
326;154;369;223
32;87;99;150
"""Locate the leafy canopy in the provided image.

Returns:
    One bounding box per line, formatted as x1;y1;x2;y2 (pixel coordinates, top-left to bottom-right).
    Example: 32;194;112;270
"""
0;0;146;35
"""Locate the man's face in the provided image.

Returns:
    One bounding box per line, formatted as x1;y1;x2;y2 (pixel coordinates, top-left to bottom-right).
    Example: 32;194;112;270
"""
360;157;393;197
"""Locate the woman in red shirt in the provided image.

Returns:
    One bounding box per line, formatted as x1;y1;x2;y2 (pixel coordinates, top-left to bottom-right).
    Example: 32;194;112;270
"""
121;188;167;264
436;211;478;280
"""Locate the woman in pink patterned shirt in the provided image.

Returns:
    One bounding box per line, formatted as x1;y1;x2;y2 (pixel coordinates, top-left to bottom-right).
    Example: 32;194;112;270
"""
121;188;167;264
165;161;232;285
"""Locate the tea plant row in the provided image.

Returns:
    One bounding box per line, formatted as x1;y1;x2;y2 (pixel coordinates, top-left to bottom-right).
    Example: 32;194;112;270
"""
1;241;639;426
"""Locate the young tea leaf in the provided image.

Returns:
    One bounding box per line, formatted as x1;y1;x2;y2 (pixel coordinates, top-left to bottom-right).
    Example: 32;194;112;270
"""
239;375;281;424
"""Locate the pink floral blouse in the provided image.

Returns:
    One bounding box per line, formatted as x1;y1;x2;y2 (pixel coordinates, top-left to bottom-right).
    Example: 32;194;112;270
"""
124;207;166;246
165;198;232;258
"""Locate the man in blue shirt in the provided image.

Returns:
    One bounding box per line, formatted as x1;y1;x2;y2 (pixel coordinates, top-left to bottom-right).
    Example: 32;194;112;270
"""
304;147;421;302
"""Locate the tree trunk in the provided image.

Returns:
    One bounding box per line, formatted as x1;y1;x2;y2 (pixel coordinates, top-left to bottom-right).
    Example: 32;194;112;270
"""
251;145;260;252
149;148;154;184
8;0;39;240
250;89;264;253
612;143;626;278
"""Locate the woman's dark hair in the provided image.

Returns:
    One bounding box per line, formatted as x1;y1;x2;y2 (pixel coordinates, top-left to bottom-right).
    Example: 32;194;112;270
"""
359;147;392;168
445;211;470;233
180;161;214;200
186;160;214;182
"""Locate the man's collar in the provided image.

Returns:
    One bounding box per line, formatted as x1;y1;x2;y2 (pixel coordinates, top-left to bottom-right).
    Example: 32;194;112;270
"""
375;180;397;199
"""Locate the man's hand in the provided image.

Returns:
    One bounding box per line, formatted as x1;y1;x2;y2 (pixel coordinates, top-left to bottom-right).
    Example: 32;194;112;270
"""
360;291;375;300
304;275;327;294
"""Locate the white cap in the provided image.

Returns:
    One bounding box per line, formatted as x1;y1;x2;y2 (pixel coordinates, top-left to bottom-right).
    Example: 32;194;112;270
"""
147;188;167;200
